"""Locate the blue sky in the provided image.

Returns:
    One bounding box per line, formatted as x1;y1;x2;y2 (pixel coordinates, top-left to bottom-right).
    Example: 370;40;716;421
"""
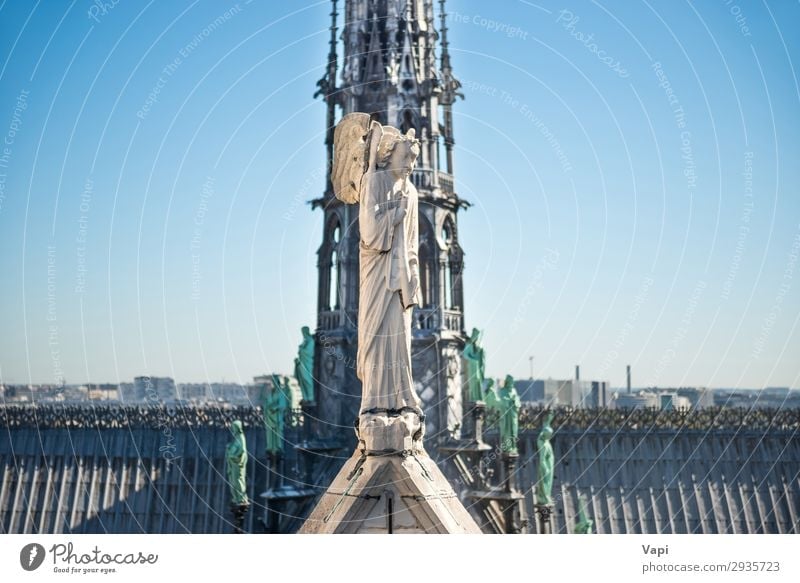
0;0;798;389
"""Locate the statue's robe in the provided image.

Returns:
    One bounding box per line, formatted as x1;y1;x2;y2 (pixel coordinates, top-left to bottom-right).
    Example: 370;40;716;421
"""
486;387;521;453
357;168;422;414
295;336;315;402
263;381;291;455
225;423;248;505
536;435;554;505
501;388;521;448
462;341;485;402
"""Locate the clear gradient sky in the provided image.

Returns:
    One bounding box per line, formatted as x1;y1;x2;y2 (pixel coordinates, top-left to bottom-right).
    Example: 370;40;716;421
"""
0;0;798;389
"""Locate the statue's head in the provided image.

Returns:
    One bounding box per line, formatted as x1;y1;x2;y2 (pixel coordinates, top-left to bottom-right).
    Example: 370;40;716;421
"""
378;127;420;181
503;374;515;389
301;325;310;337
230;419;243;436
331;113;421;202
470;327;481;343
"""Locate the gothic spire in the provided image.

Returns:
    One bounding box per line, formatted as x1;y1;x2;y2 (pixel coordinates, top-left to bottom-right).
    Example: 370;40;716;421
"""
438;0;461;106
438;0;461;174
314;0;339;193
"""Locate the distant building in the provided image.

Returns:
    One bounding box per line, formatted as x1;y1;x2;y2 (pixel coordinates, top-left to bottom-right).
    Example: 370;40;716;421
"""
1;384;69;402
612;390;659;410
85;384;119;401
544;379;576;407
206;383;251;403
515;378;607;408
590;380;609;408
2;385;34;402
177;382;262;404
658;393;692;410
179;383;208;401
118;383;134;401
246;383;263;403
514;379;542;402
613;389;692;410
674;386;714;409
714;387;800;409
763;386;791;395
129;376;178;403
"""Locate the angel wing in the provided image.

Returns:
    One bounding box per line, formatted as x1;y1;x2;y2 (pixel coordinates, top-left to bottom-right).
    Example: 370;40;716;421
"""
331;112;371;204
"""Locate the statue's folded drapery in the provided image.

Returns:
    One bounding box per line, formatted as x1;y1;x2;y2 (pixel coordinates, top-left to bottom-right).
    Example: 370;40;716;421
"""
225;420;248;505
357;168;422;414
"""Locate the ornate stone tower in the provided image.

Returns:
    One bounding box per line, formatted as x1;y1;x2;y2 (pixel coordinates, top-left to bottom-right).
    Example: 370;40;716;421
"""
312;0;467;448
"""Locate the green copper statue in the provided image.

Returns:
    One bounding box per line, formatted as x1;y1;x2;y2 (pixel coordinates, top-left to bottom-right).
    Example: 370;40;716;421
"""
486;374;521;454
225;420;248;505
574;494;593;534
462;327;486;402
295;326;315;403
535;411;555;505
263;374;293;456
484;377;495;395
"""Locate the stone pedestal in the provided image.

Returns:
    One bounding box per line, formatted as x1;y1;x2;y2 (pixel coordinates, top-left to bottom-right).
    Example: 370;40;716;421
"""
500;453;527;534
439;401;493;495
534;504;554;534
229;503;249;534
460;401;488;447
459;452;528;534
265;449;292;490
299;411;481;534
439;440;493;490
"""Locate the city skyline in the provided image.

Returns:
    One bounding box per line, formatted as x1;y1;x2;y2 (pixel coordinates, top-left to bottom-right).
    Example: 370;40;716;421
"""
1;375;795;394
0;1;798;389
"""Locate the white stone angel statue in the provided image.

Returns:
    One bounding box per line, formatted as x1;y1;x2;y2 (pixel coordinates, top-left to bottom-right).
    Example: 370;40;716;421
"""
331;113;424;449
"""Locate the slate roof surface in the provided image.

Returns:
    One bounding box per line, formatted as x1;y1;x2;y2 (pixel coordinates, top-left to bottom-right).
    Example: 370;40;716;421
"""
1;405;797;534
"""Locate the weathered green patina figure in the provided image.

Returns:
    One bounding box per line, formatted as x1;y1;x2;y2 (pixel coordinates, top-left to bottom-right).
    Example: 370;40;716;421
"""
462;327;486;402
536;411;555;505
263;374;293;456
486;374;521;454
225;420;248;505
575;494;593;533
295;326;315;403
